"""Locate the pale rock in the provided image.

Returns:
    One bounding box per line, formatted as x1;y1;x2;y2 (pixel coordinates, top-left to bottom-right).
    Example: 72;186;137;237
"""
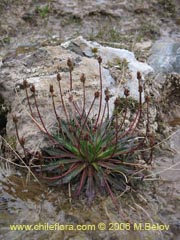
148;38;180;73
62;36;153;100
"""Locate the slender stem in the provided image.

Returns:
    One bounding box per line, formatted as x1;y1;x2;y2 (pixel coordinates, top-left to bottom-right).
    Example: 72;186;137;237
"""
71;100;90;131
139;91;142;119
95;62;103;127
146;100;150;138
14;123;23;148
68;105;84;151
100;102;107;127
79;96;97;138
58;80;69;121
115;114;119;148
111;89;142;144
130;86;142;135
65;102;86;153
25;88;34;117
82;97;96;129
106;100;109;119
108;114;119;158
81;82;86;119
33;94;56;144
138;78;143;119
109;138;145;159
51;93;61;130
112;108;140;144
72;100;82;120
23;82;51;138
33;94;49;134
70;70;73;91
13;120;27;159
117;96;128;132
147;134;154;165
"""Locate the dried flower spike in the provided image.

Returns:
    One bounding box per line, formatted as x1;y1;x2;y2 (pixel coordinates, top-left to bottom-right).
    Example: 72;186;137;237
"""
67;58;74;71
49;84;54;94
23;80;28;89
80;73;86;84
97;56;102;64
104;87;110;97
114;97;121;108
30;84;36;93
137;71;142;80
124;88;130;97
57;73;61;81
105;95;110;102
12;114;18;123
94;91;100;98
145;95;150;103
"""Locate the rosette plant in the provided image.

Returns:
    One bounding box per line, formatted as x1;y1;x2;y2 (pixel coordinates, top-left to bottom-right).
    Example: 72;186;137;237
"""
13;56;154;209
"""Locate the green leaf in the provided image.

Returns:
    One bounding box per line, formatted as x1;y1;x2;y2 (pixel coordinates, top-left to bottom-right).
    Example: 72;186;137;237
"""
53;134;80;155
50;163;86;185
76;168;88;196
42;158;80;171
96;146;115;159
92;162;99;171
43;148;65;156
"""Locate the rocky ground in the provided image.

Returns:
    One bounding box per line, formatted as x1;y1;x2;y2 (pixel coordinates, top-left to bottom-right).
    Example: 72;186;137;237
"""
0;0;180;239
0;0;180;53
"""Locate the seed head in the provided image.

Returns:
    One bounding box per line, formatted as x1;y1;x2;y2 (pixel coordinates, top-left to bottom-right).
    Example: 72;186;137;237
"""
105;95;110;102
12;114;18;123
49;84;54;94
145;95;150;103
57;73;61;81
80;73;86;84
104;87;110;97
23;80;28;89
30;84;36;93
94;91;100;98
124;88;130;97
114;97;121;108
67;58;74;71
137;71;142;80
97;56;102;64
